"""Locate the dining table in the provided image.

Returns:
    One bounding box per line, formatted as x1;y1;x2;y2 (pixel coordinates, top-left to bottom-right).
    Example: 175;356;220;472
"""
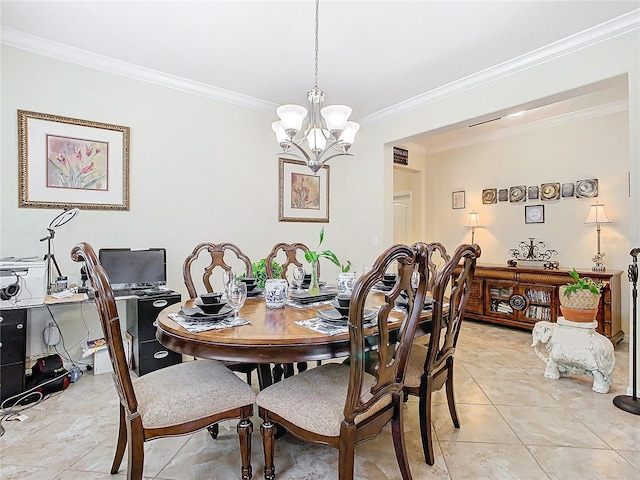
155;291;435;389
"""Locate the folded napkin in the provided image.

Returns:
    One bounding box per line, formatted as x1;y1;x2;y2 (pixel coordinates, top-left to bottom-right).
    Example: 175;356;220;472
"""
286;298;336;309
168;313;250;333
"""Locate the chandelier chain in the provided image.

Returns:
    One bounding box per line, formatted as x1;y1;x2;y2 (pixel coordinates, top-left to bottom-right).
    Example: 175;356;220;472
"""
314;0;319;88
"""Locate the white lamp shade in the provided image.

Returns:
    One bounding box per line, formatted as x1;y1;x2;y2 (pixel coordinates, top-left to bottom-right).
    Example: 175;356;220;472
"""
467;212;481;228
276;104;307;133
321;105;351;132
338;121;360;145
271;121;288;145
585;204;612;224
306;128;327;152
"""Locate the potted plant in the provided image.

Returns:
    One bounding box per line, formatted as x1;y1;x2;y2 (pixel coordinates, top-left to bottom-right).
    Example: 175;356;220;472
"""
304;227;341;295
239;258;282;289
559;268;603;322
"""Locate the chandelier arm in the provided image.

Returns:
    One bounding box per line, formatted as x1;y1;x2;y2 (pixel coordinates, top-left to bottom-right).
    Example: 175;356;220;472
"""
315;151;353;168
285;141;312;163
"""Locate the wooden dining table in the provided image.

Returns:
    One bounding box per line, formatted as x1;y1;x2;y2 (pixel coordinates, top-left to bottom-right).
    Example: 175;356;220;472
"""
156;293;434;388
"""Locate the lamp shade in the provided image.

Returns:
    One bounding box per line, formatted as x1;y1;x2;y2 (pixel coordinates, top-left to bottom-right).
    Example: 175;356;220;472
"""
585;204;612;224
467;211;481;228
321;105;351;133
339;121;360;146
306;128;327;152
271;121;288;146
276;104;307;133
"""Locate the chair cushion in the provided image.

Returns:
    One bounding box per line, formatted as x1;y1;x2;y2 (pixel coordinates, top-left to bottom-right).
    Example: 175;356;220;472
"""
404;343;428;388
256;363;391;437
134;359;255;429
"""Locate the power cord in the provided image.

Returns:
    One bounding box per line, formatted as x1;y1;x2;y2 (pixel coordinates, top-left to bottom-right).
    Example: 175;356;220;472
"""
0;370;69;437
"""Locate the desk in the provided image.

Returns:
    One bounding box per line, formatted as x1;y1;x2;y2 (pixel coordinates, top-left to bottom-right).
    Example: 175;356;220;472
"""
156;295;434;388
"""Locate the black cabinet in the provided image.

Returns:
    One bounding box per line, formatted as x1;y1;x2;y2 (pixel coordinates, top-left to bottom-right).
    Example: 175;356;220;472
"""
128;294;181;376
0;308;27;402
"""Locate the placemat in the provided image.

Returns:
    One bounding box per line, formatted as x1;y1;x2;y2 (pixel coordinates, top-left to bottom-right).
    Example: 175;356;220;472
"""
168;313;251;333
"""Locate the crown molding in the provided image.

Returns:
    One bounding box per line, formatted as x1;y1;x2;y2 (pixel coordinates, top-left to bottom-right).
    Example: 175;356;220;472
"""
422;99;629;155
359;10;640;127
0;28;277;112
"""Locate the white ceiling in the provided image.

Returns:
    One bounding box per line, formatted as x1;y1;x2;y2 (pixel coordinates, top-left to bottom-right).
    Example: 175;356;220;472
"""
2;1;639;142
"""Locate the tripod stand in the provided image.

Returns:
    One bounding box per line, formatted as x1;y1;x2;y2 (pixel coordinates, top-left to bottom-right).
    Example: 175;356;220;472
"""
39;208;80;294
613;247;640;415
40;227;63;294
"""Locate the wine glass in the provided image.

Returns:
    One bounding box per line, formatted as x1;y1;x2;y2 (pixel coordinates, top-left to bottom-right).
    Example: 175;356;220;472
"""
227;281;247;320
222;270;235;296
292;266;305;292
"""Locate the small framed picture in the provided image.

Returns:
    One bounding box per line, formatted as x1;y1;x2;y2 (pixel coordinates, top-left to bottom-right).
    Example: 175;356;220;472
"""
525;205;545;224
452;190;465;209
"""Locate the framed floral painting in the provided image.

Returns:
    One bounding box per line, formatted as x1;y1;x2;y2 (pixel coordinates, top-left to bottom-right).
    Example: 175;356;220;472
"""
18;110;130;210
278;158;329;222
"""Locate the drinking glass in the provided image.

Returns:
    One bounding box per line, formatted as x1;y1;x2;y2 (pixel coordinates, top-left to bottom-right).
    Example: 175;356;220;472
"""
222;270;235;296
227;281;247;320
292;266;305;292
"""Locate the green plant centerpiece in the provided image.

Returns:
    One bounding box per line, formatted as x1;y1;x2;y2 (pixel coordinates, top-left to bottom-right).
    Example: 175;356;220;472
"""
559;268;604;322
239;258;282;289
304;227;341;296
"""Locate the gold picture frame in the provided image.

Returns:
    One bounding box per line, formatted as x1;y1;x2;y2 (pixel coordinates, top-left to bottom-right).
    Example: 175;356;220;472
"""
278;158;329;223
18;110;130;210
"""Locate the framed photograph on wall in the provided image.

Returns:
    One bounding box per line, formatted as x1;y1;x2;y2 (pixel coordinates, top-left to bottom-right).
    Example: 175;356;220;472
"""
18;110;130;210
525;205;545;224
452;190;465;209
279;158;329;222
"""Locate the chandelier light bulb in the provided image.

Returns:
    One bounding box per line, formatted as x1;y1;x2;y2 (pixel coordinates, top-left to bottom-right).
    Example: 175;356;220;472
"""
276;104;307;137
321;105;351;138
306;128;327;153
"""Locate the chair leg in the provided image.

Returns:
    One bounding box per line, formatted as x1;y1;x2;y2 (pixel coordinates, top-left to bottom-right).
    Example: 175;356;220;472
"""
208;424;219;439
283;363;295;378
337;433;356;480
445;362;460;428
418;378;436;466
260;420;276;480
296;361;308;373
126;415;145;480
237;417;254;480
111;404;127;474
391;397;412;480
272;363;284;383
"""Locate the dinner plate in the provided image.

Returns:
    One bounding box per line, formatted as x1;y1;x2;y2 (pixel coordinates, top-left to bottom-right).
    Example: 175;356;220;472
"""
179;305;233;320
374;282;393;291
317;307;377;323
247;288;264;297
290;288;338;304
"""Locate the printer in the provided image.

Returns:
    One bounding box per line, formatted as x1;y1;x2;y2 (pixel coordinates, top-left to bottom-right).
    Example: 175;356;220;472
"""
0;259;47;308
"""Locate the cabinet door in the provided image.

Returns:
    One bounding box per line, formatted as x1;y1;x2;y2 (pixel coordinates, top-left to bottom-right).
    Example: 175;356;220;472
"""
484;280;517;319
519;284;556;324
465;278;483;315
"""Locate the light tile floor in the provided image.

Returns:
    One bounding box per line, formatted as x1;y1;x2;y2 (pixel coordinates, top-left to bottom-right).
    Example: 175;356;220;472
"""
1;321;638;479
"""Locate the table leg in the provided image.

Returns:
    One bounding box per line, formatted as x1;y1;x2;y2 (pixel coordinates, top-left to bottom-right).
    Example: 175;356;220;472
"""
257;363;273;390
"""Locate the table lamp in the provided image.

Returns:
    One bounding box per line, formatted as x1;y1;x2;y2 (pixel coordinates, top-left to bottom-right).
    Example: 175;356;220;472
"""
467;211;481;244
585;203;612;272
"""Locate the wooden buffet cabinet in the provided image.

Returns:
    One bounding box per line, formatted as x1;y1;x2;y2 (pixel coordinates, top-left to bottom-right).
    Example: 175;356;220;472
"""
462;264;623;345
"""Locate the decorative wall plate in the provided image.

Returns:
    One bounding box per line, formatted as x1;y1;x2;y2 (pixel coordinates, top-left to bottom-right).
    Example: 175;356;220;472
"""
509;185;526;203
561;183;575;198
527;186;539;200
576;179;598;198
540;182;560;201
498;189;508;202
482;188;497;204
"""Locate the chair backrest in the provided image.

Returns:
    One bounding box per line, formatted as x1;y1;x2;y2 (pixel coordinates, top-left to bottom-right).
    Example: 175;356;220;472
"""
265;242;316;279
424;242;451;292
71;242;138;416
424;244;480;379
344;242;431;422
183;242;253;299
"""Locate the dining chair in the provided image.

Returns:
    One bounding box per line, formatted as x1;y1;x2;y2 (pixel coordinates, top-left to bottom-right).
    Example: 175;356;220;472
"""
265;242;317;381
71;242;256;480
403;243;480;465
183;242;253;299
256;242;432;480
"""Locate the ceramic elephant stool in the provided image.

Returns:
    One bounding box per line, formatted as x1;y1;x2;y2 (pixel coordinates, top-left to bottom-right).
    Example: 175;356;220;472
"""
531;318;615;393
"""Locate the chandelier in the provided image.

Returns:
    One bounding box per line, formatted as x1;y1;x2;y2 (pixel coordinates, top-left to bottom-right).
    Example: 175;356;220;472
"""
271;0;359;174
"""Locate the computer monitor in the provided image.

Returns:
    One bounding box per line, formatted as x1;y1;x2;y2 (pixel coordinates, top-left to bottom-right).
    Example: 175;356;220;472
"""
98;248;167;290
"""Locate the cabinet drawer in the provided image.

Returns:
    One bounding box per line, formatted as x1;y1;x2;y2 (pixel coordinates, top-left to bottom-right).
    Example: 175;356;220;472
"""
0;321;27;365
132;294;181;341
1;362;26;402
134;339;182;376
